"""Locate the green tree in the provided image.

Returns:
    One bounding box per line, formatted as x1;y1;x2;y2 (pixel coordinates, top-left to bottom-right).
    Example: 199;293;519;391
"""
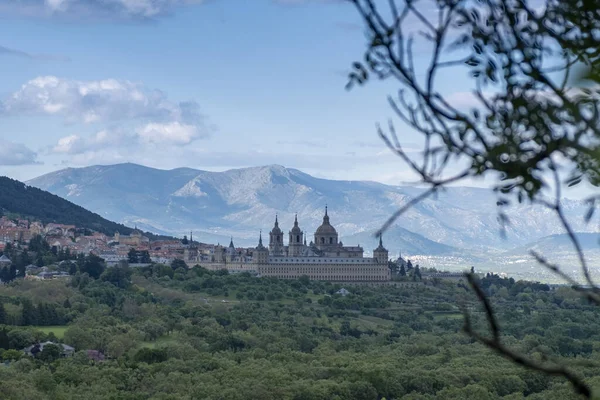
0;327;9;350
101;264;132;289
0;302;5;325
21;299;38;326
63;326;94;351
414;265;421;281
134;347;168;364
127;248;139;264
38;343;61;363
7;329;34;349
171;258;187;270
28;235;49;253
79;254;105;279
399;264;406;277
1;349;22;361
139;250;151;264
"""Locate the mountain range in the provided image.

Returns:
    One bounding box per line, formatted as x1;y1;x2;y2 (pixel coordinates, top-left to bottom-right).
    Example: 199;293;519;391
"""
26;163;599;277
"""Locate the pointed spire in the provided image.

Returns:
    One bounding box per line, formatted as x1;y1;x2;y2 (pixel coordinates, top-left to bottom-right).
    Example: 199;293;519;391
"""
275;214;279;228
323;205;330;224
190;231;193;244
229;236;234;248
375;234;386;252
257;230;265;249
294;213;298;227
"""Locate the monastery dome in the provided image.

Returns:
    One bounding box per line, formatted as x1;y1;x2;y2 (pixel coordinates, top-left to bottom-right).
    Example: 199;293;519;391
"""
315;223;337;235
315;206;337;235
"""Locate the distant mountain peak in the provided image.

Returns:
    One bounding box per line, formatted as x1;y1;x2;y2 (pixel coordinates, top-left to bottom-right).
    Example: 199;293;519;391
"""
25;163;599;262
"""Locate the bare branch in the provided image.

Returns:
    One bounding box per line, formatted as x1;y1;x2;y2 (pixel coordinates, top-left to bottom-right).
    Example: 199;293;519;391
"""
464;273;592;398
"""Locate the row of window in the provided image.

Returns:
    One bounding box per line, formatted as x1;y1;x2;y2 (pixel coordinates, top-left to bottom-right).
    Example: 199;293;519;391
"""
269;258;375;263
262;273;387;281
264;267;385;274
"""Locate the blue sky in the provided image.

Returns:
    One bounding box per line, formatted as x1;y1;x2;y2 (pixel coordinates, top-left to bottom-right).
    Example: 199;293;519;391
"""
0;0;530;192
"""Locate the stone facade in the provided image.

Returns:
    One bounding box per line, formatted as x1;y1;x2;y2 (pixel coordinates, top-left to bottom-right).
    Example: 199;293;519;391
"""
114;228;150;247
254;207;390;282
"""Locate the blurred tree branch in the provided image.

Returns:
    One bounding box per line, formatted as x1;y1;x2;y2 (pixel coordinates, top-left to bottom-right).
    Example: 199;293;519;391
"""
347;0;599;396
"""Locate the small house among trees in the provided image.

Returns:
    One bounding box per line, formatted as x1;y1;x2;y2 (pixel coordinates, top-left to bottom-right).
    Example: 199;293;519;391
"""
23;342;75;359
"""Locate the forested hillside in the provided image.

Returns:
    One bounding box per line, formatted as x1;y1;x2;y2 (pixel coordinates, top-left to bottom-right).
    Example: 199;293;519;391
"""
0;176;160;238
0;264;598;399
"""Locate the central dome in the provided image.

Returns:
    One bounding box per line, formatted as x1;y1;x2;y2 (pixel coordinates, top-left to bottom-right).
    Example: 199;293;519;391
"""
315;221;337;235
314;206;339;249
315;206;337;235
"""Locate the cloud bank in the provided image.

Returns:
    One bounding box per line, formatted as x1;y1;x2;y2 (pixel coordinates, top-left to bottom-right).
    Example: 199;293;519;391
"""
0;76;212;157
0;140;39;165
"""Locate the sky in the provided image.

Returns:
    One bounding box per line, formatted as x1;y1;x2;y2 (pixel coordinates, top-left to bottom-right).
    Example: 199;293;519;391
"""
0;0;591;199
0;0;473;184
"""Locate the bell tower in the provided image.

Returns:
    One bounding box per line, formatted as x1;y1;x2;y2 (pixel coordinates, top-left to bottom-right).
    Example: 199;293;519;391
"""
254;231;269;264
288;214;304;257
373;235;389;265
269;215;284;256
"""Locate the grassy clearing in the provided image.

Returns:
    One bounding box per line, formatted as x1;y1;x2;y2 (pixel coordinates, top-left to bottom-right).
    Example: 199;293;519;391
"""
357;315;395;327
33;326;69;339
431;312;463;321
139;335;180;349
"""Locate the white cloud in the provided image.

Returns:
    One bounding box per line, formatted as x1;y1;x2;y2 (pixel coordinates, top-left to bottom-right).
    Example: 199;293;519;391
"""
0;140;39;165
0;0;204;20
2;76;202;125
137;122;201;145
52;123;207;155
0;76;213;156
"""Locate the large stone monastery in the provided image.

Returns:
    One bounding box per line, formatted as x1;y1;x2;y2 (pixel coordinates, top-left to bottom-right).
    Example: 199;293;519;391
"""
207;207;391;282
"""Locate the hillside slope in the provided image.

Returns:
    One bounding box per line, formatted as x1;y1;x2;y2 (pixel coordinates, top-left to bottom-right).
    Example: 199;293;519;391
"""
0;176;156;238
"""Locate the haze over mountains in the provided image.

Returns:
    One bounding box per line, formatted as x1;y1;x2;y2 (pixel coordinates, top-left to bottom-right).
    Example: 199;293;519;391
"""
27;163;599;277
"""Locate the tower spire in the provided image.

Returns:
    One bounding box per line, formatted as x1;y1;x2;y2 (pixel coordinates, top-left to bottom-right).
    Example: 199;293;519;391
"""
294;213;298;226
275;214;279;227
259;230;263;246
322;205;330;224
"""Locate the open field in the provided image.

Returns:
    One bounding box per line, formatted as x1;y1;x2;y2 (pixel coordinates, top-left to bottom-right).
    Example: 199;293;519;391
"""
32;326;69;339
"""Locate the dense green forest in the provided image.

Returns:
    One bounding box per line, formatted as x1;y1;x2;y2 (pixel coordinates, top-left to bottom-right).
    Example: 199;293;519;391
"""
0;262;598;399
0;176;165;239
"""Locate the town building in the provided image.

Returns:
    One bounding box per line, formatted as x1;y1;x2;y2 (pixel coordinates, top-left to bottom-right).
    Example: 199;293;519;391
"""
113;228;150;247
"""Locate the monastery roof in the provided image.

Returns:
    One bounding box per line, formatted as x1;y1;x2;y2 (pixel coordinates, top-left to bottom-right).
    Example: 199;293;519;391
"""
270;215;283;235
290;214;302;234
315;206;337;236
